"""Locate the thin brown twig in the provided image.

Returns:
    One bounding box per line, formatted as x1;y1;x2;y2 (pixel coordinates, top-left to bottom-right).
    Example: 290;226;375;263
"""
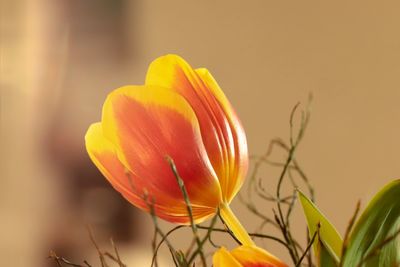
256;155;315;203
185;238;197;259
188;214;219;264
49;251;63;267
195;225;289;249
218;212;242;245
126;172;179;266
305;228;313;267
103;252;126;267
86;225;109;267
48;251;92;267
296;223;320;267
145;196;179;267
166;157;207;267
151;226;185;267
109;238;126;267
274;100;312;264
151;227;159;267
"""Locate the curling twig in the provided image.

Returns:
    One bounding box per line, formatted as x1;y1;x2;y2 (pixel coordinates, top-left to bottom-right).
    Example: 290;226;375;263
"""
166;157;207;267
48;251;92;267
86;225;108;267
295;223;320;267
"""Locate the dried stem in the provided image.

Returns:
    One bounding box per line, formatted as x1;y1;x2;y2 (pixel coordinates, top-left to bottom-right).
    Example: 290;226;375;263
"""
48;251;92;267
151;228;159;267
187;214;219;264
151;226;185;267
296;224;320;267
275;102;310;264
146;196;180;267
166;156;207;267
86;225;109;267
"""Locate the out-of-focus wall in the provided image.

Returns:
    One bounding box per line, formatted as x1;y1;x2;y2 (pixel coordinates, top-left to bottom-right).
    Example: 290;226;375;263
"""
1;1;51;266
2;0;400;266
1;1;155;266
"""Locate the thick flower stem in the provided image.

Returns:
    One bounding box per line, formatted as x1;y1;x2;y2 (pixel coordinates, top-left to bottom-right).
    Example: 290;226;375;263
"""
219;202;255;246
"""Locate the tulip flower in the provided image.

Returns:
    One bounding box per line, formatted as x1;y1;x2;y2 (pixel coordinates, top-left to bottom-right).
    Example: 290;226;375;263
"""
85;54;253;245
213;246;288;267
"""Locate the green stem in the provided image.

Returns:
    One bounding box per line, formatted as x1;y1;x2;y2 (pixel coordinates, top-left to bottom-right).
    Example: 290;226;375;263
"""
219;202;255;246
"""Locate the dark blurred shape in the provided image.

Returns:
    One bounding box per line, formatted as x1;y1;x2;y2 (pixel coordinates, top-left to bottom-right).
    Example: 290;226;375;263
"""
46;123;142;241
64;0;129;62
37;1;143;265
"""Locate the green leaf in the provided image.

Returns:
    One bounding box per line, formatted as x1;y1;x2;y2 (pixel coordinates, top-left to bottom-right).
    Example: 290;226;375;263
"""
318;241;339;267
341;179;400;267
298;190;343;264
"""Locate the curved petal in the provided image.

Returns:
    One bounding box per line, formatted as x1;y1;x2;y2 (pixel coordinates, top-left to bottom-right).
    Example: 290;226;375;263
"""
102;85;222;218
213;246;288;267
85;123;148;211
145;54;248;202
86;84;223;224
213;247;242;267
195;67;248;201
231;246;289;267
86;123;214;224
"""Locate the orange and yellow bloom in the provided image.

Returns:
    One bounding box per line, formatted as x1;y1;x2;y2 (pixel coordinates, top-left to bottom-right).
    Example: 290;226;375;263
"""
213;246;289;267
85;54;253;245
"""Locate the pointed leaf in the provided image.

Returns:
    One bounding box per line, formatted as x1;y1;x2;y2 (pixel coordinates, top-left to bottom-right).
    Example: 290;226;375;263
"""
341;179;400;267
317;241;339;267
298;190;343;263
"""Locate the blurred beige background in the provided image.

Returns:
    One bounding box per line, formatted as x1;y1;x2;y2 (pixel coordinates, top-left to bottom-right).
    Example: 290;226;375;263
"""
2;0;400;266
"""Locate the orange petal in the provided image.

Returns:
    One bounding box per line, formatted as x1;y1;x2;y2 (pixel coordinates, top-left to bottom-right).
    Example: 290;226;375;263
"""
231;246;289;267
85;123;149;211
195;67;248;202
91;85;222;224
145;55;248;202
213;246;288;267
213;247;242;267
